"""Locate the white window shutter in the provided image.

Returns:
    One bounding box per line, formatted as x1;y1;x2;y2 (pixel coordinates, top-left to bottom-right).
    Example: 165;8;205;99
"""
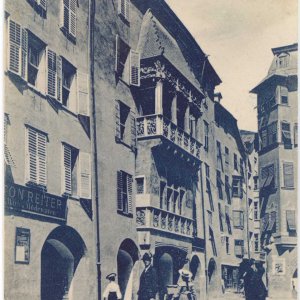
283;162;294;188
130;50;140;86
61;0;69;29
117;171;123;211
56;55;62;102
37;132;47;186
26;127;38;184
77;72;89;116
69;0;77;38
47;49;57;98
127;174;133;213
21;28;28;80
62;144;72;194
79;152;91;199
8;19;22;75
115;35;120;73
37;0;47;11
125;0;130;20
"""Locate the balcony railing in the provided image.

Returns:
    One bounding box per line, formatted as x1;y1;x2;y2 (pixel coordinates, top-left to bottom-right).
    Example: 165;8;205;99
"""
136;206;194;238
136;114;201;160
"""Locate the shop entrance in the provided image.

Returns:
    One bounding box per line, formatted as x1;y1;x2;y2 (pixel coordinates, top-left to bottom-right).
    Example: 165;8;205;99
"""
41;226;86;300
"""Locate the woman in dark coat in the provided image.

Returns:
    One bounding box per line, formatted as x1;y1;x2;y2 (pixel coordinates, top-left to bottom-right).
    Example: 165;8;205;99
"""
252;262;267;300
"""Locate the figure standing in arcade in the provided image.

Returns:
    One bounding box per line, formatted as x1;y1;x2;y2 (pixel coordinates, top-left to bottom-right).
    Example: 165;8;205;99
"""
103;273;122;300
137;252;158;300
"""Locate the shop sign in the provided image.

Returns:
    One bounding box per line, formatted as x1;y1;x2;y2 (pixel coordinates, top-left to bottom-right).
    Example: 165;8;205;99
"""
5;183;67;221
15;227;30;264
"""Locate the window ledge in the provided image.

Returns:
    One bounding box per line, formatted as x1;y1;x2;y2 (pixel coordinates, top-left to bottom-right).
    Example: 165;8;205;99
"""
27;83;46;98
281;187;295;190
117;210;133;218
60;27;77;44
115;137;136;152
25;181;47;192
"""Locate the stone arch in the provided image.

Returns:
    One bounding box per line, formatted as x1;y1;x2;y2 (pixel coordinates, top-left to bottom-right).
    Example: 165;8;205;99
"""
117;239;139;299
41;225;87;300
208;258;217;283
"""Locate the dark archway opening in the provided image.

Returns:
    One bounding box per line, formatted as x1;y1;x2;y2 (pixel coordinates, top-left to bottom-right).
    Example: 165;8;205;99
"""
41;226;86;300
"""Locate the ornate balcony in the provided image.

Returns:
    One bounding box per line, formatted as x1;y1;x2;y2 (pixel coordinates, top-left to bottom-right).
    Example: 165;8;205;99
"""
136;206;195;238
136;114;201;161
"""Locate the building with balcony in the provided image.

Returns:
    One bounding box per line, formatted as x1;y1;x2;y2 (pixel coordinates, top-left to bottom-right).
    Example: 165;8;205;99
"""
201;97;248;298
92;0;221;299
4;1;96;299
250;43;298;299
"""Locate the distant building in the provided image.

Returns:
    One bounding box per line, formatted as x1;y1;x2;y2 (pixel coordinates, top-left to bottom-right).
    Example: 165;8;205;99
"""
202;98;248;298
251;43;298;299
4;1;96;299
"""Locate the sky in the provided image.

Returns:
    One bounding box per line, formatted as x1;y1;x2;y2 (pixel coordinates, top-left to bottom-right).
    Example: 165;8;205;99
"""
165;0;298;131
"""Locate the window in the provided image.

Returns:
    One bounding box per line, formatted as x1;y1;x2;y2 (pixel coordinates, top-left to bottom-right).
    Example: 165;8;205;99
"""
260;128;268;149
115;100;136;147
216;141;223;171
62;143;78;196
281;122;292;146
204;121;209;151
218;203;224;232
27;0;47;16
286;210;296;231
130;50;140;86
62;58;76;109
225;147;229;171
117;171;133;215
207;210;212;226
260;164;275;189
268;122;278;146
283;162;294;188
61;0;77;39
225;175;231;203
136;177;145;194
254;176;258;190
254;201;259;220
7;19;27;79
234;240;244;256
25;126;47;187
233;211;244;229
225;236;230;254
233;153;238;171
240;158;244;178
118;0;130;21
254;233;260;252
277;53;289;68
216;170;223;199
205;164;214;211
294;123;298;147
280;86;288;105
47;49;62;101
225;205;232;234
232;177;242;198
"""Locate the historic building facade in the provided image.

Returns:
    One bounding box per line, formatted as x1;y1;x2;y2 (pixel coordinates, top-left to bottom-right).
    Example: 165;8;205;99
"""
251;43;298;299
4;1;96;299
201;96;249;299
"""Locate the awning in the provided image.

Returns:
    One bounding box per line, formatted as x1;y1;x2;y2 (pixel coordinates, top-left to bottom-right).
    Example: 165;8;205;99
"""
263;174;274;189
286;210;296;230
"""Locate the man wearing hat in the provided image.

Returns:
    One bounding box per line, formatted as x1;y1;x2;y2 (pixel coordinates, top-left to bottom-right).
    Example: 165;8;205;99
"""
137;252;158;300
103;273;122;300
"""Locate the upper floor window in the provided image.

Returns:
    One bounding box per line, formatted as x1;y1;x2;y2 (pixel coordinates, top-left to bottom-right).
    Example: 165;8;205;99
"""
279;86;289;105
61;0;77;40
254;176;259;190
216;141;223;171
232;177;242;198
294;123;298;147
27;0;47;16
115;100;136;148
25;126;47;188
117;170;133;216
204;121;209;151
136;177;145;194
225;146;229;170
218;203;224;232
240;158;244;178
254;233;260;252
234;239;244;257
282;162;294;188
286;210;296;232
118;0;130;21
254;201;259;220
276;53;289;68
216;170;223;200
62;57;76;109
260;164;275;190
233;153;238;172
281;122;292;147
233;210;244;229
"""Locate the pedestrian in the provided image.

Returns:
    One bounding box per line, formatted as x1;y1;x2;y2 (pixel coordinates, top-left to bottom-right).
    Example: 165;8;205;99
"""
253;261;267;300
137;252;158;300
103;273;122;300
242;258;256;300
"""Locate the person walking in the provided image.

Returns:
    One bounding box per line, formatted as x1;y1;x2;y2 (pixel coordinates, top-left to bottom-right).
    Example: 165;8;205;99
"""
253;261;267;300
137;252;158;300
241;258;256;300
103;273;122;300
